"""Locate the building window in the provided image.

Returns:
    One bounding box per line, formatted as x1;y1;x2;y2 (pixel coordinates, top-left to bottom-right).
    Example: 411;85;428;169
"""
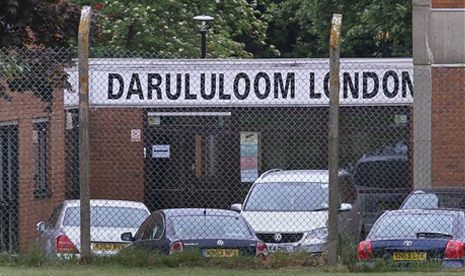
33;121;49;197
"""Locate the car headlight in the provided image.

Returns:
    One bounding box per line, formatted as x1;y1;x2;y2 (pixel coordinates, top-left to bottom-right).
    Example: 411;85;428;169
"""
302;227;328;245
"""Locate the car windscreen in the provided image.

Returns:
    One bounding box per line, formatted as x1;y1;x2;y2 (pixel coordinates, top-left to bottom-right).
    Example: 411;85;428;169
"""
353;159;409;189
244;182;329;211
368;213;456;240
170;215;254;240
402;193;465;210
63;206;148;228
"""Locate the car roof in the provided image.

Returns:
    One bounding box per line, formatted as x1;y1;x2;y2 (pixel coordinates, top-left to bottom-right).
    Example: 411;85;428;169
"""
64;199;148;210
411;187;465;194
161;208;241;217
383;208;465;217
255;170;330;183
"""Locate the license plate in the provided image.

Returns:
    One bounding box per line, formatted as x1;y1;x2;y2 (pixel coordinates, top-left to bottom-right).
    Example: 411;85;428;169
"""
92;243;128;252
202;249;239;258
393;252;427;261
269;245;294;253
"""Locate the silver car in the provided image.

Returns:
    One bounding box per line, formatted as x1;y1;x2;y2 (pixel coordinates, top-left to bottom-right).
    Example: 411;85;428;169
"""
231;169;361;253
35;199;150;257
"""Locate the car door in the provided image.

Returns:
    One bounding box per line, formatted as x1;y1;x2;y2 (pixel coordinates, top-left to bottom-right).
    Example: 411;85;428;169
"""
133;212;168;253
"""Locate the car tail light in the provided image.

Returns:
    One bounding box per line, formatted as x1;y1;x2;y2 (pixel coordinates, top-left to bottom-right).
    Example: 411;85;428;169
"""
256;242;268;257
357;241;373;260
56;234;79;254
444;240;464;260
169;241;184;255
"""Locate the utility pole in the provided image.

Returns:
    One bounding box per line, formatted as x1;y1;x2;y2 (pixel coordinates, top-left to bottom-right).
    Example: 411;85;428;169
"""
327;13;342;267
78;5;92;264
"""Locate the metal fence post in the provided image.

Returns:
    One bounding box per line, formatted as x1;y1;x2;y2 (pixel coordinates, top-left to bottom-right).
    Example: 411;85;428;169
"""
78;6;92;263
327;13;342;267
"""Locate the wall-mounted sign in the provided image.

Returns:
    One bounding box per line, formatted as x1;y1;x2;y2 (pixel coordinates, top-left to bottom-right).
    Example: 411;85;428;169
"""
240;132;259;183
152;145;170;158
65;59;413;108
131;129;141;142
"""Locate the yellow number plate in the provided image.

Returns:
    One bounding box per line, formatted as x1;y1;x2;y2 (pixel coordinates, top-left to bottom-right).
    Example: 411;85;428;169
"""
203;249;239;258
393;252;427;261
92;243;128;252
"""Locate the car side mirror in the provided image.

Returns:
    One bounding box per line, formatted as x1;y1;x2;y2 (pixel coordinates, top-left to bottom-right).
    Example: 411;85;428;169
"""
230;203;242;212
36;221;46;233
339;203;353;212
121;232;134;242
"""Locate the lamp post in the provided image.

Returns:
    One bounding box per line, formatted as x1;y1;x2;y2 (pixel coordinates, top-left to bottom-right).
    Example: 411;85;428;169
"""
193;15;214;58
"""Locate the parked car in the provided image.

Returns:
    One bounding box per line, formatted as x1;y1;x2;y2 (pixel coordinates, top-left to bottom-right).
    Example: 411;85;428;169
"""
401;188;465;210
230;169;361;253
351;143;411;238
357;209;465;268
120;208;268;258
35;199;150;257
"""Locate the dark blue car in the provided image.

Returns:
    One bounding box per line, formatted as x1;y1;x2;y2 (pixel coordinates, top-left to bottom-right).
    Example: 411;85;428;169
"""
120;208;268;258
357;209;465;267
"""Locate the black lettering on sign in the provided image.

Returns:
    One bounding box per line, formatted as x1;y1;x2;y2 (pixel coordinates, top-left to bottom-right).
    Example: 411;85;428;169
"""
127;73;144;100
108;73;124;100
219;74;230;100
166;74;181;100
233;73;250;100
254;72;271;100
323;72;330;98
343;72;359;99
363;72;379;99
382;70;399;98
147;73;162;100
200;73;214;100
309;72;320;99
184;74;196;100
274;73;295;99
402;71;413;97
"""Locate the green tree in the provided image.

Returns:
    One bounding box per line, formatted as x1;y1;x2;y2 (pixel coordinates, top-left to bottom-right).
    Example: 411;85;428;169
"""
0;0;79;107
71;0;278;58
262;0;412;58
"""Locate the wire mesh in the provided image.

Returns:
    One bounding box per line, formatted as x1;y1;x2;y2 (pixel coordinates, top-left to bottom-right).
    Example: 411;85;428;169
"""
2;47;460;265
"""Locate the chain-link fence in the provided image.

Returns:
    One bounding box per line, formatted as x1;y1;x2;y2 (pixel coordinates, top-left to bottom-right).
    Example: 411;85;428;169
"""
2;46;462;266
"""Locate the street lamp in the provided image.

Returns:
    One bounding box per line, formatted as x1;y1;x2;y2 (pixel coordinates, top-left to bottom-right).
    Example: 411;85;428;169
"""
193;15;214;58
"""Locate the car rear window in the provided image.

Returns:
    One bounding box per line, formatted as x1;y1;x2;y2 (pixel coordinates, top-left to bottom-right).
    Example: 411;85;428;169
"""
402;193;465;210
369;213;456;240
170;215;254;240
63;206;148;228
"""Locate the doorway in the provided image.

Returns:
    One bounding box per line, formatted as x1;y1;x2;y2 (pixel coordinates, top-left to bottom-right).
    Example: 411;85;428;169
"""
0;124;19;253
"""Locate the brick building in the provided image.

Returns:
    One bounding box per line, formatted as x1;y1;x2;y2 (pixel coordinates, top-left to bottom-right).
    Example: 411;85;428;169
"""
413;0;465;188
0;86;66;253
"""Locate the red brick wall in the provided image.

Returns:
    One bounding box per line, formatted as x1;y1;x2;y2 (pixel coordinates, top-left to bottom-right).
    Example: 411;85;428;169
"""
432;0;465;8
89;108;144;202
432;67;465;186
0;88;66;253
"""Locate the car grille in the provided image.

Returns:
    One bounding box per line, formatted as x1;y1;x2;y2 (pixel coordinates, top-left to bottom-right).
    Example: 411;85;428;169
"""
256;233;304;243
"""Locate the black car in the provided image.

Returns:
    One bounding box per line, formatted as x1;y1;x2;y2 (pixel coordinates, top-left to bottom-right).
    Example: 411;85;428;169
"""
358;209;465;268
351;143;411;238
401;188;465;210
120;208;268;258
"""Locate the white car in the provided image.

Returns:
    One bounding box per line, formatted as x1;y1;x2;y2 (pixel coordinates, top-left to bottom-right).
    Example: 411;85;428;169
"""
231;169;361;253
35;199;150;257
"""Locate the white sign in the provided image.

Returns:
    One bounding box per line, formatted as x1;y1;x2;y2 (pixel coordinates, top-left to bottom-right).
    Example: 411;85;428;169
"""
152;145;170;158
65;59;413;107
131;129;141;142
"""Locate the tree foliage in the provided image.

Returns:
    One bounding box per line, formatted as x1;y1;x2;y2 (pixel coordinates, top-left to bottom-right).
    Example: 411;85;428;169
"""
0;0;79;107
71;0;278;58
262;0;412;58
